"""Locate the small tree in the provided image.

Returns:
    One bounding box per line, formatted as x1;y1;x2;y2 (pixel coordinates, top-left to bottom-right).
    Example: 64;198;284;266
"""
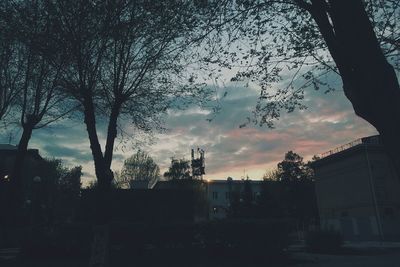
277;151;314;182
262;169;280;181
257;179;283;218
163;158;191;180
55;165;82;222
273;151;318;226
117;150;160;188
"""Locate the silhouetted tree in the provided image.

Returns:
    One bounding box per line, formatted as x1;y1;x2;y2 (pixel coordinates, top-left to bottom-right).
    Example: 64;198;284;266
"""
204;1;400;175
274;151;318;226
35;158;82;223
0;1;75;222
39;4;212;261
262;169;280;181
164;158;191;180
47;0;210;196
116;150;160;188
240;178;255;217
277;151;314;182
257;179;283;218
227;178;259;218
0;7;21;121
54;165;82;222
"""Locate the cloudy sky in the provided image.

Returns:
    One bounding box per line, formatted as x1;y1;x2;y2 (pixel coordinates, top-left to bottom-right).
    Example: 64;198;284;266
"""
0;73;378;186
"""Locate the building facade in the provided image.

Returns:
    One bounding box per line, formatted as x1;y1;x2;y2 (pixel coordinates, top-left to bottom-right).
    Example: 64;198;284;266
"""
206;178;263;220
152;178;265;220
313;135;400;241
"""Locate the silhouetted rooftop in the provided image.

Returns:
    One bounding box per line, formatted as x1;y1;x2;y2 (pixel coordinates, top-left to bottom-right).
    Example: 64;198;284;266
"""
318;135;381;159
206;179;265;184
0;144;17;150
0;144;43;160
313;135;384;167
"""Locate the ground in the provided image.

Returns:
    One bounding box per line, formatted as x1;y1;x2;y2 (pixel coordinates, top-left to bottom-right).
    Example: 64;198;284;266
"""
290;241;400;267
292;251;400;267
3;241;400;266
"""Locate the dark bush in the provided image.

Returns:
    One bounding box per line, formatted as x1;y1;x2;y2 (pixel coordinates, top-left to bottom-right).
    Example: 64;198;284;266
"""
200;219;290;253
110;220;290;264
110;219;290;252
306;229;343;253
20;223;92;259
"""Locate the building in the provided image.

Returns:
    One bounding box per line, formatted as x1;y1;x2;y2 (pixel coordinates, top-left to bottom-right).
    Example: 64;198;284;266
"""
0;144;49;226
151;178;265;220
0;144;44;171
206;177;263;220
0;144;45;183
313;135;400;241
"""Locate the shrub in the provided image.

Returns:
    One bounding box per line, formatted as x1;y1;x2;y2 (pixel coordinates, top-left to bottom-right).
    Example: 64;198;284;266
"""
200;219;290;253
306;229;343;253
20;223;92;259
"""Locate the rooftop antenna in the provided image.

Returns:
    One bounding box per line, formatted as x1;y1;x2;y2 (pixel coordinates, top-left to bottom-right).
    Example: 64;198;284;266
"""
191;147;205;180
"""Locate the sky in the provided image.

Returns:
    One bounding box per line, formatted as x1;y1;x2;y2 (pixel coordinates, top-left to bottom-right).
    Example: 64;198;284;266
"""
0;75;378;186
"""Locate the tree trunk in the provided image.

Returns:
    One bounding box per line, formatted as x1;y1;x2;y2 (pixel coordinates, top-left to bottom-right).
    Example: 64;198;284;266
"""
82;96;113;188
82;96;113;267
309;0;400;176
84;100;123;267
104;102;121;169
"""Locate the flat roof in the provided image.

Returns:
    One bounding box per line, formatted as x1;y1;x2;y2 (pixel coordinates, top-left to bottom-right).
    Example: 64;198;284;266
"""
313;135;384;168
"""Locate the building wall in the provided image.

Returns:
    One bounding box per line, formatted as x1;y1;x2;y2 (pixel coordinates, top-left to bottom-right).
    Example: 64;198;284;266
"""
314;144;400;241
206;180;262;220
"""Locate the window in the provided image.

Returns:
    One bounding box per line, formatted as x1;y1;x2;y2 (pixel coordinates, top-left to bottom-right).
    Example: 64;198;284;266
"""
225;192;230;200
212;192;218;200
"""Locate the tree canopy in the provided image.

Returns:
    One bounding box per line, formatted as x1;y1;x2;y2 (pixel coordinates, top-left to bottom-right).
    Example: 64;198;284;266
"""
164;158;191;180
44;0;213;191
264;151;315;182
200;0;400;174
116;150;160;188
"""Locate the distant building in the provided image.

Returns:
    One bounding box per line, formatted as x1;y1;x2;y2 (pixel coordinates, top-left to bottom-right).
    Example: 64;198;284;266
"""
0;144;48;225
0;144;44;182
206;177;263;220
152;178;265;220
152;179;209;222
313;135;400;241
